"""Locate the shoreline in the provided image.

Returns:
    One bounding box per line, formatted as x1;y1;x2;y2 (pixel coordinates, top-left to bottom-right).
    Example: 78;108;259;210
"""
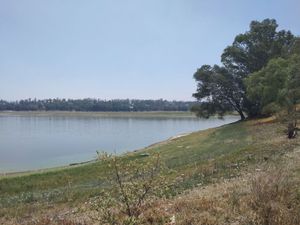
0;110;197;118
0;114;239;177
0;131;194;178
0;159;98;178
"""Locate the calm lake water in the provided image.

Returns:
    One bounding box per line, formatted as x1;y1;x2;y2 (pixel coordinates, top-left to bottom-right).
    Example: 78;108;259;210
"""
0;114;239;172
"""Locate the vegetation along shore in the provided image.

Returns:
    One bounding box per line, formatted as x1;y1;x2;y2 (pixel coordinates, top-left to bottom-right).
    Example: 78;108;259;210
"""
0;111;197;119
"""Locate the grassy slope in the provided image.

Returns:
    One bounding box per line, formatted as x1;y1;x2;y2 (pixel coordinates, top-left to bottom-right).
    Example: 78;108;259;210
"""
0;118;299;222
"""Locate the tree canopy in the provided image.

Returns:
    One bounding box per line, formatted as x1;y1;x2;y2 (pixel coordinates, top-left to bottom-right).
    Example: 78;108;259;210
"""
221;19;294;76
192;65;245;119
0;99;195;112
245;56;292;115
193;19;297;120
246;54;300;137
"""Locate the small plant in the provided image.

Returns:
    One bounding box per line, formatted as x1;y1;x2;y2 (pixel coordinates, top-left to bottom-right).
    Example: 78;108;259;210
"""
248;168;300;225
92;153;169;225
96;150;112;161
228;186;242;212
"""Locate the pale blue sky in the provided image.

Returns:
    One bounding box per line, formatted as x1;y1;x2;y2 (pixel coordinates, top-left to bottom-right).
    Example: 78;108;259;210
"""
0;0;299;101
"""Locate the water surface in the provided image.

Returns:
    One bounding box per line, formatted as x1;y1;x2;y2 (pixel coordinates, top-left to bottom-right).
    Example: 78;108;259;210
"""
0;113;238;172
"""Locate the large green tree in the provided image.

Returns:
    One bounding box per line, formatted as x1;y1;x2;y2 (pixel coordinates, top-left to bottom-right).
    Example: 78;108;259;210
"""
193;19;296;120
245;57;290;116
221;19;294;76
192;65;246;120
246;54;300;138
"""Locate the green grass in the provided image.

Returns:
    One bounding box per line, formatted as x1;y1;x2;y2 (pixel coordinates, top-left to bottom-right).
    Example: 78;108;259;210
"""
1;119;299;218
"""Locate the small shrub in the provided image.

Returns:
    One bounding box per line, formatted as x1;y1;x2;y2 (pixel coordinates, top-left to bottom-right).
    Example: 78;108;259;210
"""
248;168;300;225
92;153;170;225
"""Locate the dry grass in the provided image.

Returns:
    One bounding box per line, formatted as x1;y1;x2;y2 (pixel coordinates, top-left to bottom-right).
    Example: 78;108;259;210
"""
248;170;300;225
34;218;86;225
3;158;300;225
165;149;300;225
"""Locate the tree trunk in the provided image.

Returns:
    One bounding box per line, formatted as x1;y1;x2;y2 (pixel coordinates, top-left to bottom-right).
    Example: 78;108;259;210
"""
287;122;297;139
238;110;246;121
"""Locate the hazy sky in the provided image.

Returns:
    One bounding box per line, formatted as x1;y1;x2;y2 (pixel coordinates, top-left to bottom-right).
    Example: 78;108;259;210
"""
1;0;299;101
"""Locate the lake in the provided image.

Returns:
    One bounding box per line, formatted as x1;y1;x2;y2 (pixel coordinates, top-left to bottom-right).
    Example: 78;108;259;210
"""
0;112;239;173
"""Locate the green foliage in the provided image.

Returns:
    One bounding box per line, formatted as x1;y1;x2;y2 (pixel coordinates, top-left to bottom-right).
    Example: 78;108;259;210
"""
246;54;300;137
289;37;300;55
192;65;244;119
0;99;195;112
193;18;296;119
222;19;294;76
245;57;290;115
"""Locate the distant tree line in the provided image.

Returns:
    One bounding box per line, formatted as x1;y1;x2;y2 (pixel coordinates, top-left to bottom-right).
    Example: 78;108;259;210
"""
0;99;196;112
192;18;300;138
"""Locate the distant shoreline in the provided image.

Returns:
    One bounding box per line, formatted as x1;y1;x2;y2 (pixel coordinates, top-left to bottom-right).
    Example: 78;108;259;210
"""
0;110;197;118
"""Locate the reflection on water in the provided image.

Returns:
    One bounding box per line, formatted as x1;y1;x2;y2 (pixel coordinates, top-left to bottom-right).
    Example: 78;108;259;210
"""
0;114;239;172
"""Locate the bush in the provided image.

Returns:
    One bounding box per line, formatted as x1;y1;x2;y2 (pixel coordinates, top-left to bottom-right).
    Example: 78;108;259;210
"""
247;168;300;225
91;153;170;225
